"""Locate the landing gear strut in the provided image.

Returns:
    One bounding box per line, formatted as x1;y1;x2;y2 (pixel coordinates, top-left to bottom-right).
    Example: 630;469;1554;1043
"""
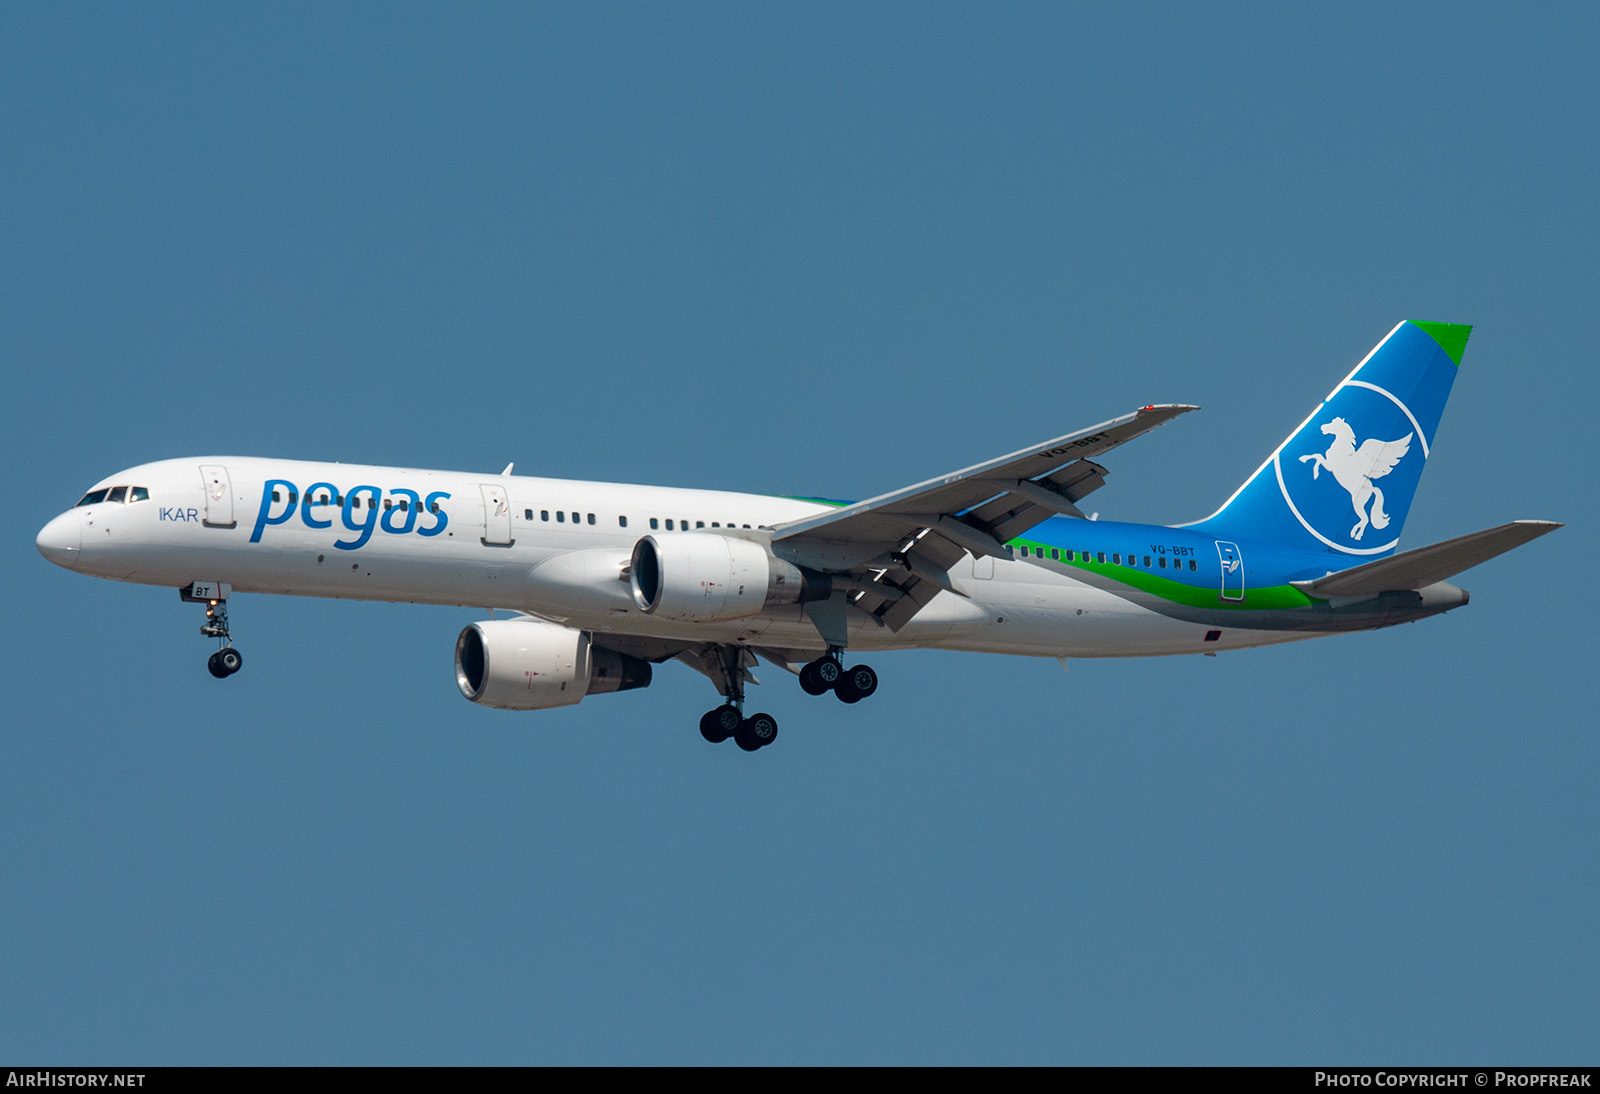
182;582;242;679
698;646;778;751
799;648;877;704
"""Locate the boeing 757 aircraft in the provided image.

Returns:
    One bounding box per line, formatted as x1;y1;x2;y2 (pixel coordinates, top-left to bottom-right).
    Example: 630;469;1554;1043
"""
37;321;1558;751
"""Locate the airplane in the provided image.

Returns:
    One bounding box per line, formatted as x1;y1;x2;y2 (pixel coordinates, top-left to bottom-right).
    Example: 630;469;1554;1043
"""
36;320;1559;752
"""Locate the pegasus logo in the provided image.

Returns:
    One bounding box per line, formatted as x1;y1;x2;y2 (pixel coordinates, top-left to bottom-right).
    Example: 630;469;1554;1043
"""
1297;417;1412;540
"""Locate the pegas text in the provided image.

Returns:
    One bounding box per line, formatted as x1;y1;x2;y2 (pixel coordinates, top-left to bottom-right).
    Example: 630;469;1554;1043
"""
249;479;450;550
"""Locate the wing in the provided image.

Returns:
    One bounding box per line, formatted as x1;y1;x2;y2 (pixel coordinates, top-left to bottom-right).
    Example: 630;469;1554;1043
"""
1356;433;1412;480
772;404;1197;632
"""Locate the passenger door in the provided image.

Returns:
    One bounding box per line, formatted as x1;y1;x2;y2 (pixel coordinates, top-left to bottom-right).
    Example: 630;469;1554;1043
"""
480;484;514;547
1216;540;1244;601
199;465;235;529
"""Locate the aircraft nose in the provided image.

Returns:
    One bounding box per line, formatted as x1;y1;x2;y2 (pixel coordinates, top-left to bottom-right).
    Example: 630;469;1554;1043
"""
36;510;83;570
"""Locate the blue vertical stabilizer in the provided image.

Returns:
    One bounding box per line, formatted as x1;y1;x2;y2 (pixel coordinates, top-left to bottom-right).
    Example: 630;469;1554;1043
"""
1189;320;1468;558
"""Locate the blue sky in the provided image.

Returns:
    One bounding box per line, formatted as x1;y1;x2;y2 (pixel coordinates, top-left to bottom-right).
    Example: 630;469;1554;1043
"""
3;3;1594;1064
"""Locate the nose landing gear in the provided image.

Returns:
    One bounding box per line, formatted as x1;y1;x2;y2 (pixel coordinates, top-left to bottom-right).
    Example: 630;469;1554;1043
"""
182;582;242;678
207;645;243;679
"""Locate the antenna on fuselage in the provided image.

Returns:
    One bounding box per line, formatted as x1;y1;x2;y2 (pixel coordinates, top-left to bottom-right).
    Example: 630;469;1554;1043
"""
500;462;514;476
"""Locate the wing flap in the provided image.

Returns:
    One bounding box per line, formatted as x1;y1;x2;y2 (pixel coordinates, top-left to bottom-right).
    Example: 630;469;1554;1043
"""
772;404;1197;633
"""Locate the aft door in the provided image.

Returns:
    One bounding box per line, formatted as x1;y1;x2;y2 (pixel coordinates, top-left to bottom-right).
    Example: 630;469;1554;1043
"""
480;484;514;547
199;465;235;528
1216;540;1244;601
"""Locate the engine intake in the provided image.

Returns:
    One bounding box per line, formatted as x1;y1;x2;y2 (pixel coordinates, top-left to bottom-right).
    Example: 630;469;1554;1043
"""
455;618;651;710
629;533;828;622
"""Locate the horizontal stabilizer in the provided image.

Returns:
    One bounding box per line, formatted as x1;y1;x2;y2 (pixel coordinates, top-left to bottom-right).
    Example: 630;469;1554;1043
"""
1293;520;1561;598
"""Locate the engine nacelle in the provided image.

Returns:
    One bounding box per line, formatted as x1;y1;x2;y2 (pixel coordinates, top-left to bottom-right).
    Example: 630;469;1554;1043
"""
629;533;828;623
454;618;651;711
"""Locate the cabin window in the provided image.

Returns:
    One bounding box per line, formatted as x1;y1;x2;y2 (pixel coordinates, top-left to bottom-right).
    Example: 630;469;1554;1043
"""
557;511;565;522
696;521;705;529
665;519;674;530
1188;559;1197;571
587;513;595;525
541;510;549;521
571;512;580;524
1142;556;1150;567
619;516;628;528
649;518;659;530
1112;553;1120;565
1096;552;1105;563
712;522;720;528
524;509;533;520
1050;548;1060;560
1158;557;1167;569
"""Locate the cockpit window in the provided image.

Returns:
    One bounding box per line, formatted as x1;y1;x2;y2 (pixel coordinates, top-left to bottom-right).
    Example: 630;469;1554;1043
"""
74;485;150;506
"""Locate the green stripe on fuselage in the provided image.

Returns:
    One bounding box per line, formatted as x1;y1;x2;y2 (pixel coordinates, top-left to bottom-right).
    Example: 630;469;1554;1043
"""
776;501;1320;611
1009;538;1319;610
784;496;850;507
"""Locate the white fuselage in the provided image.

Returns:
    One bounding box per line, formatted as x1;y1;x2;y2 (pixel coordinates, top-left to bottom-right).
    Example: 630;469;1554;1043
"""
37;456;1308;660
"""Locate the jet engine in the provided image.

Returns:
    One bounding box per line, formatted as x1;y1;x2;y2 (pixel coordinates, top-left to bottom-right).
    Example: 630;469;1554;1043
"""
628;533;829;623
454;617;651;710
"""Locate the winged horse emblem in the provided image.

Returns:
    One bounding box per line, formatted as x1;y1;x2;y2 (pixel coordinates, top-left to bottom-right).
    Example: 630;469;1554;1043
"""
1297;417;1413;540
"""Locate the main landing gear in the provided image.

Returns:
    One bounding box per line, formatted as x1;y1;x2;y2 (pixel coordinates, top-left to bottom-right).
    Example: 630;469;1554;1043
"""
699;646;779;751
798;649;878;704
699;705;779;751
695;645;877;753
181;582;242;679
